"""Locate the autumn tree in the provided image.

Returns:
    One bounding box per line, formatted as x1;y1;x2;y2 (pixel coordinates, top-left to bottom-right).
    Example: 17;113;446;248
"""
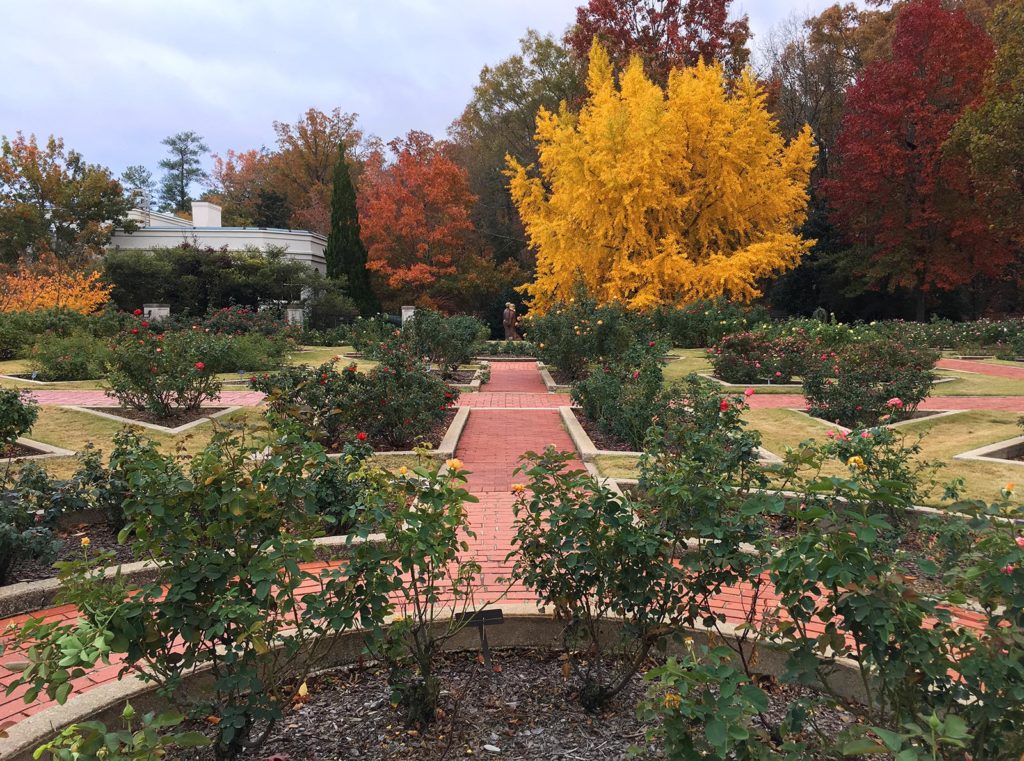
948;0;1024;246
121;164;156;209
823;0;1003;320
325;142;378;315
0;133;133;265
270;108;367;234
360;131;522;312
158;131;209;213
0;255;111;313
507;43;816;312
206;149;290;228
566;0;751;82
450;31;585;264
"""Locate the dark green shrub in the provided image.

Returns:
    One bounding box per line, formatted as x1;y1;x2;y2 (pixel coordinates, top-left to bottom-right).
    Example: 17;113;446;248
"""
348;460;479;725
349;314;396;353
650;298;771;348
28;330;110;381
5;429;392;760
508;449;685;711
253;341;458;450
0;388;38;449
571;339;670;449
105;319;225;418
307;440;378;534
708;329;808;384
476;340;536;357
402;308;488;377
0;479;58;585
802;337;938;428
520;294;650;381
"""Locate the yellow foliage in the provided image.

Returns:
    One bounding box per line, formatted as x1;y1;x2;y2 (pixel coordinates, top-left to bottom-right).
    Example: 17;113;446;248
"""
0;256;111;314
506;42;817;312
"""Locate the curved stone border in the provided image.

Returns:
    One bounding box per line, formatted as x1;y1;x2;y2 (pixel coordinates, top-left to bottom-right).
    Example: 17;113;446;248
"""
0;438;76;464
0;604;867;761
696;373;802;390
560;406;781;465
60;405;243;434
0;374;49;386
0;533;386;619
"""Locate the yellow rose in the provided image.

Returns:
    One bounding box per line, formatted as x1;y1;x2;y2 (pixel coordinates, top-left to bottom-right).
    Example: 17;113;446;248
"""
445;458;464;471
662;692;682;710
511;483;526;494
81;537;91;548
846;455;867;472
399;466;408;475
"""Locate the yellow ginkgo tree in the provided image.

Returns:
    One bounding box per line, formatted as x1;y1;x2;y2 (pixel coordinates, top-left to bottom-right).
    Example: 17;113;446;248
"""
506;42;817;312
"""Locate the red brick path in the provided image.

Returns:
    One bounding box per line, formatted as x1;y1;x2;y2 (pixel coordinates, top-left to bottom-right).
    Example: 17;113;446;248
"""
936;358;1024;379
745;394;1024;413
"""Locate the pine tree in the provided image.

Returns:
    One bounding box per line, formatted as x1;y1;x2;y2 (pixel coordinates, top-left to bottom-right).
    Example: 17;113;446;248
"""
158;131;208;213
325;143;379;315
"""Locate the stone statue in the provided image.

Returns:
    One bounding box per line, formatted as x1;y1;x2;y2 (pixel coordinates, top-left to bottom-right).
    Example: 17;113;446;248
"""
502;302;520;341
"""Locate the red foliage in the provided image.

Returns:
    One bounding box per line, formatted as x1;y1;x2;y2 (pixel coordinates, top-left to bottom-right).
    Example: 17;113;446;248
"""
358;132;480;306
823;0;1004;308
566;0;750;80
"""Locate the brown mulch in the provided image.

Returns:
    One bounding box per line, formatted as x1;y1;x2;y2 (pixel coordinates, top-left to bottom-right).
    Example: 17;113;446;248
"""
578;414;637;453
176;651;852;760
547;368;575;386
81;406;231;427
346;409;457;454
430;369;477;384
0;441;50;460
5;519;137;586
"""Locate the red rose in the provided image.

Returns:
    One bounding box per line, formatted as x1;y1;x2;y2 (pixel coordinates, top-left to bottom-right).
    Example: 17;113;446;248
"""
141;321;150;328
356;431;368;441
131;328;139;335
194;362;205;370
648;341;656;347
719;399;730;412
133;308;143;316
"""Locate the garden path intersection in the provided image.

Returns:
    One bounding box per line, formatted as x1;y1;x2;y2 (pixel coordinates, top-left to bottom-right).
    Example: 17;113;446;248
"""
0;361;1001;730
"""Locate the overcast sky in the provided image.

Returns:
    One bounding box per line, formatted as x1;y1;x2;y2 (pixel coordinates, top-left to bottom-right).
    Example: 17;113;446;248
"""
1;0;840;176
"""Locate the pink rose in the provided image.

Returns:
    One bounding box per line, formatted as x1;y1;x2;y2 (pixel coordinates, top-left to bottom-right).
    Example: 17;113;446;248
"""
744;388;754;397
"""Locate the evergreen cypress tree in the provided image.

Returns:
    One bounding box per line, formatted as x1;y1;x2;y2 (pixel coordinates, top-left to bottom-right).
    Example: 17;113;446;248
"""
325;143;379;315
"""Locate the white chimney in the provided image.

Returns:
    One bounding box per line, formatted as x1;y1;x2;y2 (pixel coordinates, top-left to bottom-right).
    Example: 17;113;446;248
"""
191;201;222;228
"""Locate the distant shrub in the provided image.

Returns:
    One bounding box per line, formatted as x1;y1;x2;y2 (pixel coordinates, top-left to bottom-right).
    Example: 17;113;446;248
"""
650;299;771;348
802;337;938;428
402;308;489;377
708;329;808;384
0;388;38;450
29;330;110;381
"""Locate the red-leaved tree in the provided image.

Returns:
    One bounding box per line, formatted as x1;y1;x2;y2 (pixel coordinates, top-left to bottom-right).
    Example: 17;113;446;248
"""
823;0;1005;319
566;0;750;81
358;131;494;311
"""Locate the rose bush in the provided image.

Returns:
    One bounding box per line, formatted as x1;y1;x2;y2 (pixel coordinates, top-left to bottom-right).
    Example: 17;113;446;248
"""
707;328;808;383
802;337;938;428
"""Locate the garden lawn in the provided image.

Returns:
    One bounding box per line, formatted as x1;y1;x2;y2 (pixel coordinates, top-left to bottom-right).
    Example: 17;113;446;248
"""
595;408;1024;506
931;369;1024;396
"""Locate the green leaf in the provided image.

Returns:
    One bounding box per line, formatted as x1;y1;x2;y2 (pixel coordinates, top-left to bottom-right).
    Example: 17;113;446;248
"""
705;718;727;751
842;738;888;755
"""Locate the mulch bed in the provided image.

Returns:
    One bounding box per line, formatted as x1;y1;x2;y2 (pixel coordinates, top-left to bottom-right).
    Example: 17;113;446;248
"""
430;369;477;384
547;368;575;386
6;519;137;586
346;409;457;454
81;406;231;427
0;441;50;460
577;414;637;453
177;650;852;760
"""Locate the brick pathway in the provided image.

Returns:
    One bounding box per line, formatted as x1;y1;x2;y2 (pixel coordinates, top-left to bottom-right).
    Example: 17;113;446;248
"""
0;361;997;731
936;358;1024;379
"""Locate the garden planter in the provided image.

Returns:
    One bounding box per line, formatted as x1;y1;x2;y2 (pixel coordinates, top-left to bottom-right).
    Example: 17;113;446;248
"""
60;404;241;434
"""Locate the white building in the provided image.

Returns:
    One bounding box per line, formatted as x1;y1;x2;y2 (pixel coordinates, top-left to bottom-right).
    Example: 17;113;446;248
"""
108;201;327;275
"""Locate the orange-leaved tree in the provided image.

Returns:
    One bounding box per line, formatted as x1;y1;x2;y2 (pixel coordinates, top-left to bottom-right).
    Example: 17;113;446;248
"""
507;42;817;312
0;256;111;313
359;131;491;310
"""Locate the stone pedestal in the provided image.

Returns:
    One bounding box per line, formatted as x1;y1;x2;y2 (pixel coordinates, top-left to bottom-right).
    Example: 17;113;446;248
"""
142;303;170;321
285;303;305;326
401;305;416;325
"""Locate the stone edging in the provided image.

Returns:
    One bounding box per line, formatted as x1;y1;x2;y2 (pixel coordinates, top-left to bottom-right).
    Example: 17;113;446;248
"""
954;434;1024;467
0;605;867;761
0;374;49;385
787;408;967;435
560;406;781;465
696;373;802;390
60;405;243;434
537;363;571;393
332;406;470;462
0;438;77;464
0;533;387;620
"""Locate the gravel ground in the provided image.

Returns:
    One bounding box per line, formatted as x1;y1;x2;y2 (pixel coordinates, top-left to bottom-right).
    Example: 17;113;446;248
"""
175;650;855;761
